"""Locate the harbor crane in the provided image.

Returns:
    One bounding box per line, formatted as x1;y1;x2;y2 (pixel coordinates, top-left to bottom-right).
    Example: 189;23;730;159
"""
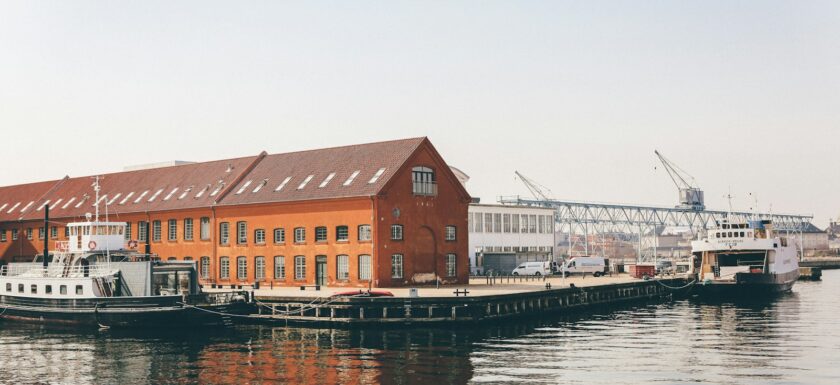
654;150;705;211
514;171;554;201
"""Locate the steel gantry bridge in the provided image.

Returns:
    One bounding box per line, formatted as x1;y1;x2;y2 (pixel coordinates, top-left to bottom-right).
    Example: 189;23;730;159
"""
498;195;814;261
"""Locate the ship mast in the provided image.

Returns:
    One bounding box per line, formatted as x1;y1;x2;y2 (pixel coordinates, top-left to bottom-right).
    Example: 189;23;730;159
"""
92;176;101;222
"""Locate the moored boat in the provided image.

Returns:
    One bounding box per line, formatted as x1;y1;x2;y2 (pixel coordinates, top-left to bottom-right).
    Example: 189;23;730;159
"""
690;219;799;296
0;179;252;328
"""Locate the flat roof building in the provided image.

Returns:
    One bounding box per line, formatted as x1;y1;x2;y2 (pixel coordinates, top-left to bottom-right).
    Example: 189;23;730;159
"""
468;204;556;275
0;137;471;288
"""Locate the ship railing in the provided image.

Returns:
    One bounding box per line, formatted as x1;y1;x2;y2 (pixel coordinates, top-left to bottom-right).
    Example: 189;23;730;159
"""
0;264;117;278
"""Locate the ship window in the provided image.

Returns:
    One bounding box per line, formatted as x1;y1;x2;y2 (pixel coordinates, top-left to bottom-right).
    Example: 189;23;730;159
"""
31;284;37;294
748;231;752;237
5;283;10;292
740;231;745;237
60;285;67;295
721;232;727;238
76;285;83;295
728;232;733;237
45;285;52;294
715;232;720;238
18;284;23;293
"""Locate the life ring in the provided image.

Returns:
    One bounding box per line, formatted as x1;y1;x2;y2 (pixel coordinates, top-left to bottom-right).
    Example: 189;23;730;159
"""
88;240;97;250
128;240;138;249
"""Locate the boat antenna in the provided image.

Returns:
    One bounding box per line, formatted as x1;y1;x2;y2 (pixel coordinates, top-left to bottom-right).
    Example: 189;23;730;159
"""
92;176;101;222
724;187;735;219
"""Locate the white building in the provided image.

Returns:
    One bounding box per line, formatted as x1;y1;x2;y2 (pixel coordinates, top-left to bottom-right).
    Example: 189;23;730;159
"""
468;204;556;275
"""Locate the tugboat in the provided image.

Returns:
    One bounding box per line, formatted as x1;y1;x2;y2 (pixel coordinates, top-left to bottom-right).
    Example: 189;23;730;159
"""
0;179;252;328
690;219;799;296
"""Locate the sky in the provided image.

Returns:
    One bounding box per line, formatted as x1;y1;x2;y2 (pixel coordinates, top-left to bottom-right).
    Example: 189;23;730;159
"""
1;1;838;226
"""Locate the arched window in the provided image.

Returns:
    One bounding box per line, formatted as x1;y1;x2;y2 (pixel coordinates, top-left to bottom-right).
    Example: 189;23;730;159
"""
412;166;437;196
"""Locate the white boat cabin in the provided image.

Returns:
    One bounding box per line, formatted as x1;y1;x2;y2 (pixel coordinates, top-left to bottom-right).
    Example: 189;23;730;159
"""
58;221;130;253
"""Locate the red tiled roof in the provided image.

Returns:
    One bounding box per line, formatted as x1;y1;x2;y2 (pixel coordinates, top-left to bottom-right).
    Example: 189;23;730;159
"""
218;137;425;206
0;137;428;221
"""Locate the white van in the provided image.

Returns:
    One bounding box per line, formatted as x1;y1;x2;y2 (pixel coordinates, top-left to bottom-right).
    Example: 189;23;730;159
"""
560;256;607;277
511;261;550;276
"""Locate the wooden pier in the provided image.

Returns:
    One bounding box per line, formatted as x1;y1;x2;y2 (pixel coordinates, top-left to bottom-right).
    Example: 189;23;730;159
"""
245;278;687;327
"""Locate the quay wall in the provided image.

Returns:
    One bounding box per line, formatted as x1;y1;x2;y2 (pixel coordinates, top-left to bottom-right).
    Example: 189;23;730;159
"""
248;278;686;327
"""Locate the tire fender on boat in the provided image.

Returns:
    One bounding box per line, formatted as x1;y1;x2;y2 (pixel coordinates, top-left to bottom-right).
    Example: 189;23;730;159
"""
88;240;97;249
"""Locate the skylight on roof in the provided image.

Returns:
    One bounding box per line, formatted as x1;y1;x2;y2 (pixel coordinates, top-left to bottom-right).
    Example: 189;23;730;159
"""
148;188;164;202
7;202;20;213
297;175;314;190
319;173;336;188
210;183;225;197
51;198;63;209
178;186;193;200
37;200;50;211
95;195;107;206
0;203;7;212
120;192;134;205
253;179;268;193
196;185;210;198
274;177;292;192
236;180;252;195
163;188;178;201
343;170;361;186
20;201;34;213
134;191;149;203
62;197;75;209
107;193;121;206
75;196;88;208
368;168;386;184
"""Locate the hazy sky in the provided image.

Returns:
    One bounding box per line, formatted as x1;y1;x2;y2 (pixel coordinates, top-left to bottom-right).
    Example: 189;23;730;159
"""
1;1;838;226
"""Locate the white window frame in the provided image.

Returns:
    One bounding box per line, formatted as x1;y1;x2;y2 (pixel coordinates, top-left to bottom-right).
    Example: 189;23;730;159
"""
336;255;349;280
445;225;456;241
358;254;372;280
184;218;194;241
391;254;404;279
294;227;305;243
255;256;265;280
237;256;247;280
294;256;306;280
274;256;285;279
274;228;285;244
358;225;372;241
391;224;403;240
446;254;457;277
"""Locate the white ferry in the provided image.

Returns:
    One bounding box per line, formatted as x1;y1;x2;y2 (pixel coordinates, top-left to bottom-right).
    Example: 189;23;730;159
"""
0;181;251;328
690;219;799;295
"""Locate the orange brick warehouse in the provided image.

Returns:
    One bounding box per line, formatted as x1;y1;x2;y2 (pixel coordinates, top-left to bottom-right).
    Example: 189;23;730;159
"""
0;138;471;288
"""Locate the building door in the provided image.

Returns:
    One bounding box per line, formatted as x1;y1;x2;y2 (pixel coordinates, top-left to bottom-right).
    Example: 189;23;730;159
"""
316;256;327;286
412;226;437;284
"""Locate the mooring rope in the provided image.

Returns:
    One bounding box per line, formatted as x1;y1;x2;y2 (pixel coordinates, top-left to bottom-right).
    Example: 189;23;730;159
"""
655;279;697;290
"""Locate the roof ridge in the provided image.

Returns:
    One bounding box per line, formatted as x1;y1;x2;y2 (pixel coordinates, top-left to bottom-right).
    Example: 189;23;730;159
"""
262;137;427;158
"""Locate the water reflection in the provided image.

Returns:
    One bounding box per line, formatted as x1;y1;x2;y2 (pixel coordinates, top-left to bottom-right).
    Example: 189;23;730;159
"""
1;272;838;385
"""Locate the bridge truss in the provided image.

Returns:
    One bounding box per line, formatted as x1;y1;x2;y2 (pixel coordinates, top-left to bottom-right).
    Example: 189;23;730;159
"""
498;196;814;262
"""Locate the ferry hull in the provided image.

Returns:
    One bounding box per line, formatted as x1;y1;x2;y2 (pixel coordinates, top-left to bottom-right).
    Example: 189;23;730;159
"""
0;295;253;328
692;270;799;297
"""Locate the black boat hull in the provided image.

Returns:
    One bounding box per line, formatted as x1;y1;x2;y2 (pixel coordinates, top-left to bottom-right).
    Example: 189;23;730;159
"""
691;269;799;297
0;294;253;328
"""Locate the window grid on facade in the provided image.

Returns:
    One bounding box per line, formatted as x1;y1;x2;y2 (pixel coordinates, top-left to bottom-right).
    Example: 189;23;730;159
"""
294;227;305;243
237;221;247;244
358;225;371;241
391;225;403;240
139;222;148;242
493;213;502;233
512;214;520;233
529;215;537;233
294;256;306;280
168;219;177;241
184;218;194;241
445;225;456;241
220;257;230;279
125;222;131;241
391;254;404;279
237;256;247;280
200;256;210;279
38;227;44;239
503;214;511;233
274;256;285;279
219;222;230;245
50;226;57;239
474;212;483;233
200;217;210;240
152;221;161;241
315;226;327;242
358;255;371;280
484;213;493;233
336;255;349;280
26;228;32;240
274;228;285;243
0;231;5;242
336;226;349;242
255;229;266;244
446;254;457;277
255;256;265;280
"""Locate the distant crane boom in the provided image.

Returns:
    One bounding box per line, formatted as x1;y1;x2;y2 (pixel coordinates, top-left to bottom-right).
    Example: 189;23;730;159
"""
514;171;553;201
654;150;705;211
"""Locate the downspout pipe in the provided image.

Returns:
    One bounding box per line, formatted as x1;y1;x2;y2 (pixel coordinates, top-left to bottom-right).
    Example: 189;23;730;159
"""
42;205;49;268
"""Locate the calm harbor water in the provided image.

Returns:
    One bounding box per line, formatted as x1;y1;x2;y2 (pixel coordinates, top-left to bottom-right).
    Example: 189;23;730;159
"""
1;270;839;385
